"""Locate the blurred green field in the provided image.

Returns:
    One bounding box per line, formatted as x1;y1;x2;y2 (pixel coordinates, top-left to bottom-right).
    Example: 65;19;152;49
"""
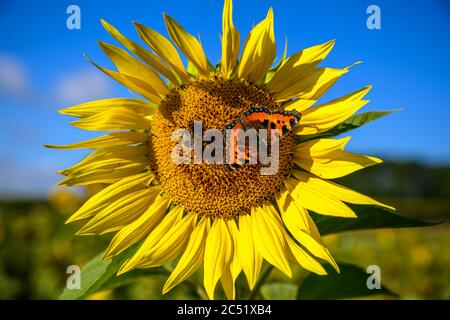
0;161;449;299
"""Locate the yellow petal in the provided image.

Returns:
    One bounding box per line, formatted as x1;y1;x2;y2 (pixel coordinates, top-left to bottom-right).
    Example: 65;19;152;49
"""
102;195;170;260
294;137;382;179
286;237;327;275
227;219;242;281
237;8;275;83
238;214;262;290
58;165;147;186
66;172;153;223
139;214;195;269
292;170;395;210
70;107;151;131
220;267;235;300
220;219;241;300
281;62;360;110
275;186;310;232
98;41;168;96
59;146;147;177
251;205;292;277
221;0;240;78
204;219;232;299
276;190;338;271
163;14;211;77
264;36;288;84
59;98;155;118
295;86;370;135
118;209;194;274
284;176;356;218
45;132;148;150
163;217;210;294
101;19;180;85
267;203;330;274
267;40;335;93
294;229;338;272
265;198;327;275
283;98;318;113
275;67;348;101
77;187;161;235
84;55;161;103
58;147;146;188
134;22;189;82
305;212;325;244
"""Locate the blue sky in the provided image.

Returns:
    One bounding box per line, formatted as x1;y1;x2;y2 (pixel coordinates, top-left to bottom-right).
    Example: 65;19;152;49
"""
0;0;449;197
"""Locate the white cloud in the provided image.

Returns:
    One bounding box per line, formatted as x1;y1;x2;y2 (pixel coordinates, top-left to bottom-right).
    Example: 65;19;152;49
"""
0;53;114;107
0;53;32;97
55;69;112;105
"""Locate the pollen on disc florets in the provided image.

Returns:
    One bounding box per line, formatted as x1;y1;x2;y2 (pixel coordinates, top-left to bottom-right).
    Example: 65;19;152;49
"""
149;77;295;219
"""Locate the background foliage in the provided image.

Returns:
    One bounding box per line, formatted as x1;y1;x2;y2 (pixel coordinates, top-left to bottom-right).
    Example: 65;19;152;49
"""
1;160;449;300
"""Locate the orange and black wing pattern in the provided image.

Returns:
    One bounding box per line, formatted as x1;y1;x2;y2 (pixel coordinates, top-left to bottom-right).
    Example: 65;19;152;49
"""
224;107;301;171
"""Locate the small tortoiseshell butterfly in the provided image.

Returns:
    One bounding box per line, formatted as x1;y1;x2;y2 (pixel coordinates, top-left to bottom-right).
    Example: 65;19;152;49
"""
224;107;301;171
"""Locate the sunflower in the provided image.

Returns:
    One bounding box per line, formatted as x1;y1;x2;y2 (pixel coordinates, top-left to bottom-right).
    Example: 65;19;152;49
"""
48;0;394;300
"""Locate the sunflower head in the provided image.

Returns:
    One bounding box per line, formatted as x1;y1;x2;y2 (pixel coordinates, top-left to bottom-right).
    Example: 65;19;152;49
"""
48;0;394;300
151;77;296;219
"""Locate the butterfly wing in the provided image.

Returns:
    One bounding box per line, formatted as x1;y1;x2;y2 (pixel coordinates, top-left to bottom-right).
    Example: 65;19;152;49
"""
268;111;302;135
223;107;301;171
240;108;272;130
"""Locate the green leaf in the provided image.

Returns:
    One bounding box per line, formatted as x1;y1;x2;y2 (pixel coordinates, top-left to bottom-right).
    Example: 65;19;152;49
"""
261;283;298;300
298;263;396;299
296;110;400;143
312;204;435;236
59;246;164;300
98;268;167;292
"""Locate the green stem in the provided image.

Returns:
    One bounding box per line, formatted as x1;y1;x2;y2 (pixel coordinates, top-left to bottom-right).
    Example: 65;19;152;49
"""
183;279;209;300
247;265;273;300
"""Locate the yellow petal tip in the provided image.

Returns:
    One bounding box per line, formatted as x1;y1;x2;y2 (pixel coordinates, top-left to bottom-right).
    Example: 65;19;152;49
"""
101;252;113;261
117;260;134;276
64;217;75;224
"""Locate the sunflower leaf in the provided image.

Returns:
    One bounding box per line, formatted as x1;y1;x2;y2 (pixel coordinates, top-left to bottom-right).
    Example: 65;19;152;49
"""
59;246;158;300
97;268;168;292
312;204;436;236
296;109;400;143
298;262;397;299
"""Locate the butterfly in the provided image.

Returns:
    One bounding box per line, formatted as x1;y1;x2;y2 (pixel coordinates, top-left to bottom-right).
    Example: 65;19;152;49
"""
223;107;301;171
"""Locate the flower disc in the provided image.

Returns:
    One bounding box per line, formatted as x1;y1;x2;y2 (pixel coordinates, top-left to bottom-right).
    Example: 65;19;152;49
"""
150;77;295;219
